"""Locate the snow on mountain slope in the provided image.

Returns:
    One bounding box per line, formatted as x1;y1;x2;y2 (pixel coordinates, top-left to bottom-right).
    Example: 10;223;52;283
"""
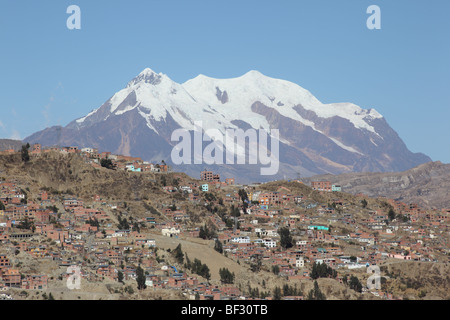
75;68;382;138
182;70;319;132
182;70;383;135
75;68;224;134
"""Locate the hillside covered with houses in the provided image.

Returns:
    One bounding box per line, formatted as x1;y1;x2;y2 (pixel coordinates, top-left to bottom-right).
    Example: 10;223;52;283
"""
0;144;449;301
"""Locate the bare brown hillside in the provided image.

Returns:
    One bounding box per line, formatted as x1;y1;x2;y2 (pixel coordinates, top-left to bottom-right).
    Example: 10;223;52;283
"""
303;161;450;209
0;152;195;222
0;139;22;151
380;261;450;300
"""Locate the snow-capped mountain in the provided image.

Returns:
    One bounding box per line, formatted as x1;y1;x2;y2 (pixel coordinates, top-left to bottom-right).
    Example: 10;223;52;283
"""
25;67;431;183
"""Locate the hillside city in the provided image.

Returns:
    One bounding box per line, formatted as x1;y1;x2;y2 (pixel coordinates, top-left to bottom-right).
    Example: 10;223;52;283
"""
0;143;449;300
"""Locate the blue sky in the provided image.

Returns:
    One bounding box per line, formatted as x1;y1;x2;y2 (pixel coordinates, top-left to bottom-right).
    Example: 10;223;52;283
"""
0;0;449;163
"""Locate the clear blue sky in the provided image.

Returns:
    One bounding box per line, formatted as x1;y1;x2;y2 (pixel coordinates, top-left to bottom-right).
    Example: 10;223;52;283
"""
0;0;449;163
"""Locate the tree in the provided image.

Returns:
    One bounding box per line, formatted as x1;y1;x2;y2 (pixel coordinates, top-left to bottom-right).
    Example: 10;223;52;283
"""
310;262;337;280
361;199;368;208
189;258;211;280
199;225;208;239
214;239;223;254
388;208;396;221
17;217;35;232
100;158;115;170
172;244;184;264
21;143;30;162
273;286;282;300
272;265;280;275
238;189;249;210
229;205;241;219
136;265;146;290
219;268;235;284
199;224;216;240
132;222;141;233
117;215;130;230
307;280;326;300
250;254;262;273
349;275;362;293
86;217;100;228
117;270;124;283
278;227;293;249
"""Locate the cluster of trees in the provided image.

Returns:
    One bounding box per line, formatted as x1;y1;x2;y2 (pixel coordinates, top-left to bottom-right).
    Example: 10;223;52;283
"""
219;268;235;284
343;274;363;293
272;283;304;300
42;292;55;300
86;217;100;228
16;216;35;232
271;265;280;275
272;284;303;299
136;265;146;290
204;192;216;202
385;208;410;223
199;224;216;240
278;227;293;249
310;262;337;279
245;283;270;299
185;255;210;280
214;239;223;254
205;203;219;214
21;143;30;163
46;205;59;213
100;158;115;170
117;215;130;230
307;280;326;300
143;203;161;217
172;244;184;265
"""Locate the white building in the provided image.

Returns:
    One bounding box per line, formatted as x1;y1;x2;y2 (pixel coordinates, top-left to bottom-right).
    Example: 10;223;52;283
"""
262;238;277;248
296;240;308;246
231;236;250;244
81;147;95;154
162;227;180;237
266;229;278;237
296;257;305;268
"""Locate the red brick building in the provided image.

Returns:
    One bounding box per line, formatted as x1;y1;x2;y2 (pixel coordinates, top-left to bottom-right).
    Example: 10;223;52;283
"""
201;170;220;182
311;181;332;192
21;275;48;290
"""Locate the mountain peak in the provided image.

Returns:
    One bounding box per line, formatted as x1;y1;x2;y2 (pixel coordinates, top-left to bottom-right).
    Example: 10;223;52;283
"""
242;70;265;77
127;67;164;88
139;67;158;76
